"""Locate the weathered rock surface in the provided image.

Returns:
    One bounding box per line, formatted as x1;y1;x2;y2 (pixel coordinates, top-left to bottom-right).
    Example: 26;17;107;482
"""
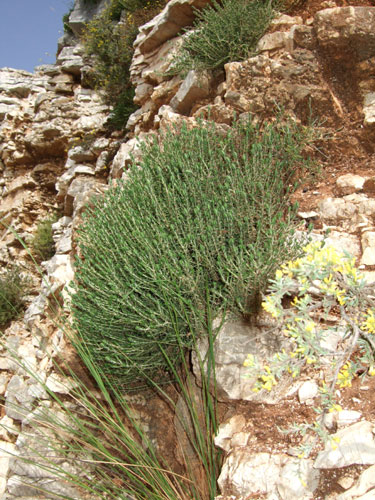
2;1;375;499
217;450;319;499
315;7;375;63
193;315;292;403
314;421;375;469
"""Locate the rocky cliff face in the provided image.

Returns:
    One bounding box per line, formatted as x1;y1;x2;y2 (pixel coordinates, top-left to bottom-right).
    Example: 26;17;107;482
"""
1;0;375;498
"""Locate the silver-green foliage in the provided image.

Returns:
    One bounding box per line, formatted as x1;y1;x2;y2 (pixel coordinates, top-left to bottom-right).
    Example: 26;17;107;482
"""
71;118;313;385
169;0;277;74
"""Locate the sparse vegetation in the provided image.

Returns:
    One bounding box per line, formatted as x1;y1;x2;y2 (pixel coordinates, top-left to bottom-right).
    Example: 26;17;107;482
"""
31;214;58;263
245;241;375;456
0;266;29;328
81;0;164;129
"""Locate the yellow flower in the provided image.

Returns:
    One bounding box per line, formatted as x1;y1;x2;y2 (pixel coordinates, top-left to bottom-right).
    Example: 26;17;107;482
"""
329;404;342;413
305;320;315;333
275;269;283;280
243;354;255;368
337;366;352;388
362;309;375;334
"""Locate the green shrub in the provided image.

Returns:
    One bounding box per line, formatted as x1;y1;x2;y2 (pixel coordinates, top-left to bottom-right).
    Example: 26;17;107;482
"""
81;0;163;129
169;0;278;74
0;267;28;328
62;9;74;35
72;117;314;386
31;215;58;263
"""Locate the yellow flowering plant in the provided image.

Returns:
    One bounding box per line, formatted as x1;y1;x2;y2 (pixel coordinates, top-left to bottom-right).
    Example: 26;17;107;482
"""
245;241;375;455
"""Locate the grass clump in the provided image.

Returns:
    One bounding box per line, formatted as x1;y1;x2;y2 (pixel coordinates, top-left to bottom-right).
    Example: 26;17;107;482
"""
4;303;220;499
31;214;58;263
71;117;314;386
0;266;28;328
168;0;278;75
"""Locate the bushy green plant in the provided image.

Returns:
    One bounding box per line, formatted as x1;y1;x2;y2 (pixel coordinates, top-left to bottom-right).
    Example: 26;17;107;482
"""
63;9;74;35
168;0;278;75
0;266;28;328
31;215;58;262
245;241;375;456
71;117;314;386
81;0;163;129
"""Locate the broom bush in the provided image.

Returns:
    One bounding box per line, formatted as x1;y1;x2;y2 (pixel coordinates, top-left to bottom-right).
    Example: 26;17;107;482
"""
71;117;314;386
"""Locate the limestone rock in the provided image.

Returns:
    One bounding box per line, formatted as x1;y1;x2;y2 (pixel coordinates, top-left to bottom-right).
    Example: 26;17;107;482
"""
56;45;84;76
319;198;357;224
277;458;320;499
217;451;318;499
193;316;292;403
336;410;362;428
68;0;107;37
45;373;76;394
324;231;361;257
0;415;17;442
0;441;16;498
257;31;290;52
41;254;75;297
110;135;150;178
64;177;106;218
224;49;335;123
218;452;286;497
293;25;317;49
336;174;366;196
5;376;36;421
337;464;375;499
363;92;375;128
170;70;212;114
214;415;247;453
315;7;375;62
135;0;211;55
270;14;303;29
361;231;375;266
6;473;83;499
298;380;319;404
314;421;375;469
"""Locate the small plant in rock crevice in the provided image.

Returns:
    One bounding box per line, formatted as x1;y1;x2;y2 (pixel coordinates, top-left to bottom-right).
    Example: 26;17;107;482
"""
31;214;59;263
0;266;29;329
71;116;316;387
244;241;375;457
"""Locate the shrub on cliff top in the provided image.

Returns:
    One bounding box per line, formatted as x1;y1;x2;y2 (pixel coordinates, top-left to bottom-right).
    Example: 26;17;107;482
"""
168;0;278;75
71;117;314;386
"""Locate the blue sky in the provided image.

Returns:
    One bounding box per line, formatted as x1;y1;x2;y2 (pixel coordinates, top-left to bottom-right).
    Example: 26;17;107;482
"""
0;0;72;72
